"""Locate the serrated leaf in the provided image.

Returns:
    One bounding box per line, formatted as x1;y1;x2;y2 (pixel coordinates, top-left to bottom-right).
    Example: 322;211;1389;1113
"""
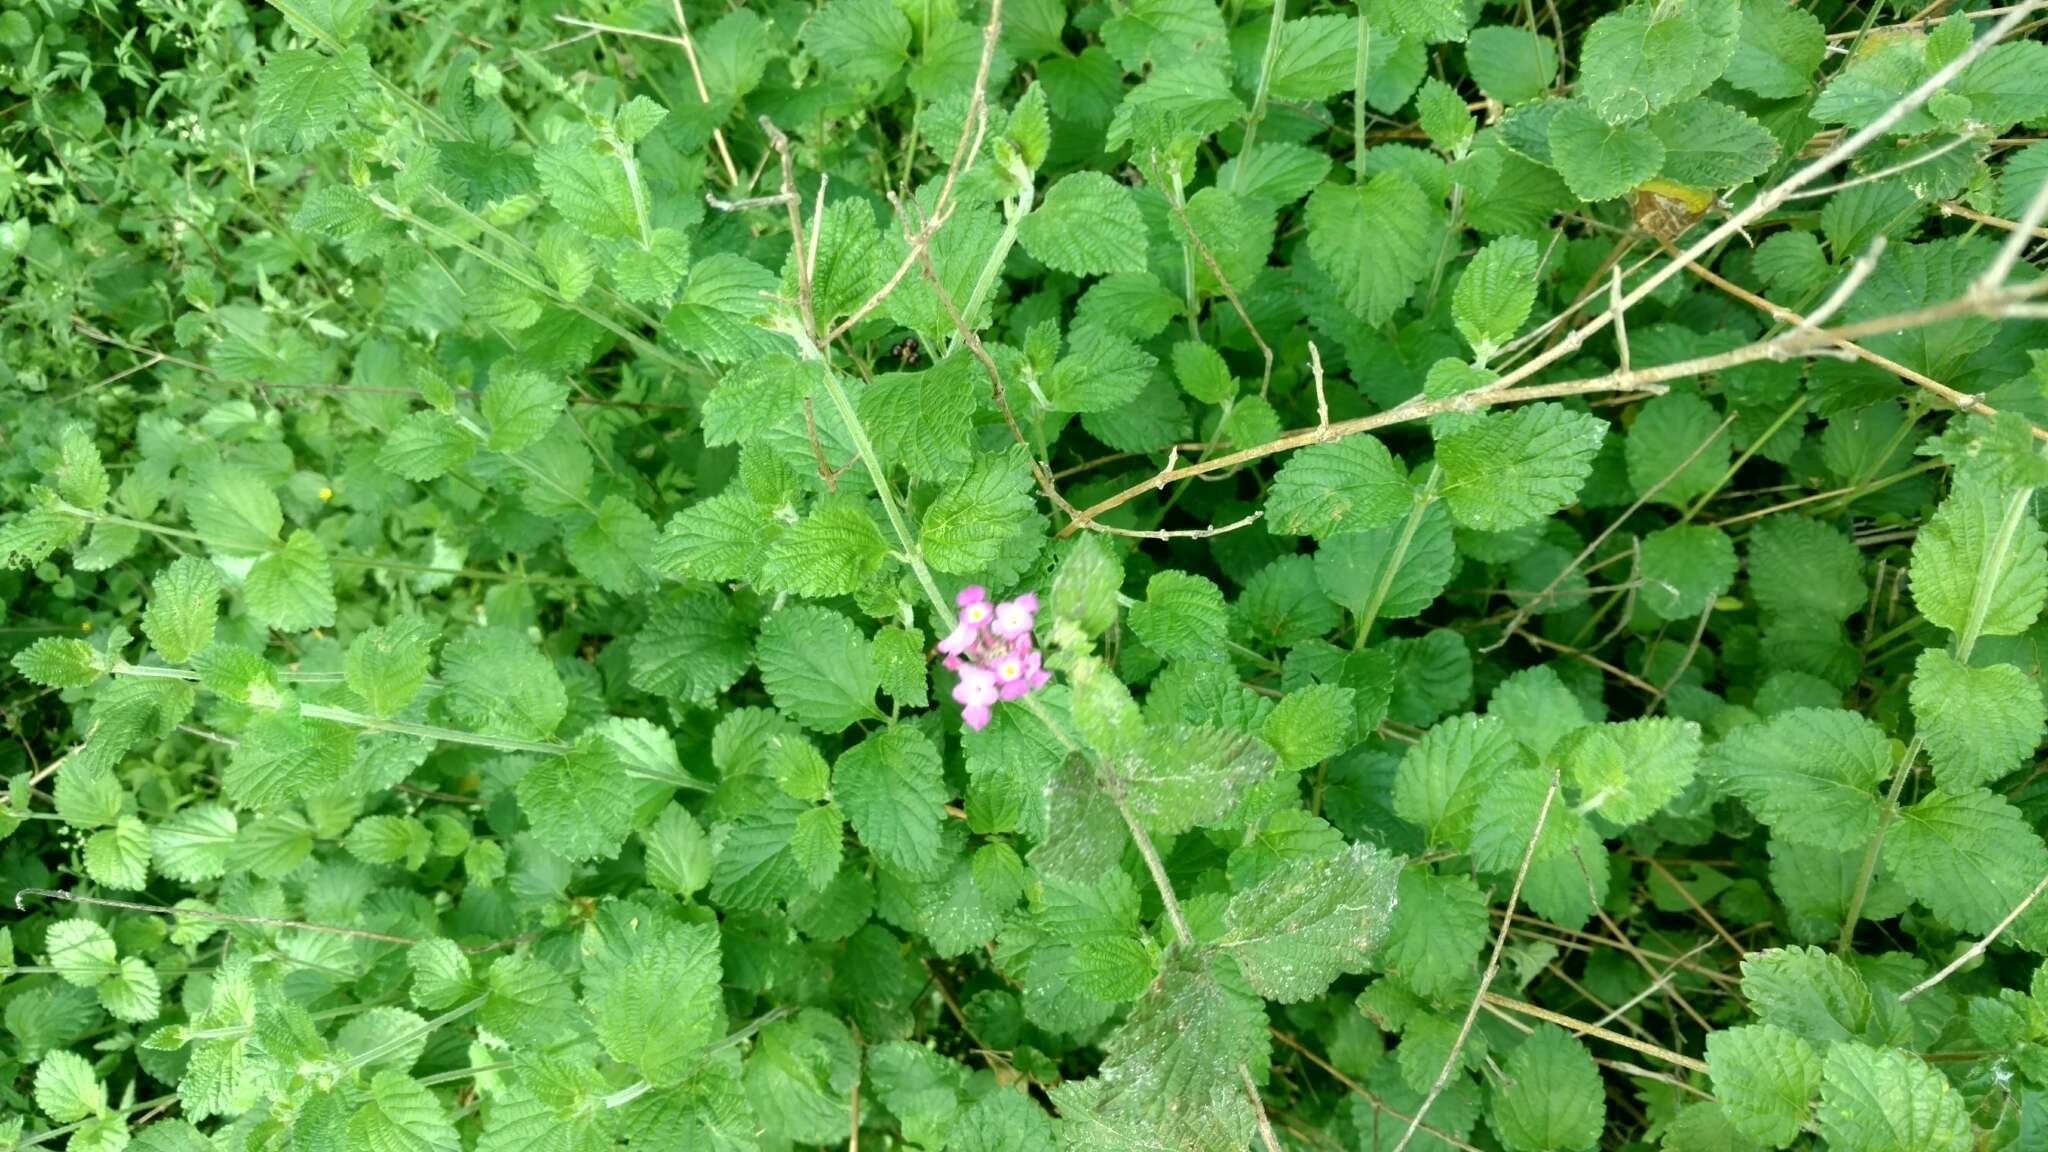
1911;477;2047;641
1454;236;1541;361
346;616;434;718
482;370;568;454
516;735;635;862
143;557;221;665
13;638;100;688
1886;785;2048;937
1490;1026;1604;1152
1910;649;2044;789
1707;1023;1822;1148
835;727;949;879
920;448;1038;575
1711;709;1889;851
1128;571;1229;663
1305;174;1436;324
1264;436;1413;539
757;605;880;732
256;46;371;151
1437;403;1606;531
1649;99;1779;187
1566;717;1702;826
1381;869;1490;998
1547;101;1665;200
1018;171;1148;277
1817;1043;1971;1152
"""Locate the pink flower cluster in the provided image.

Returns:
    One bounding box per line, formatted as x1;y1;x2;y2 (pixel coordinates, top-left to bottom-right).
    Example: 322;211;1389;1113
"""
940;585;1050;731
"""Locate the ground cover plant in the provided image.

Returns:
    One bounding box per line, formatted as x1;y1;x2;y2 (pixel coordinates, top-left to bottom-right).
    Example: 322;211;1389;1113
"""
5;0;2048;1147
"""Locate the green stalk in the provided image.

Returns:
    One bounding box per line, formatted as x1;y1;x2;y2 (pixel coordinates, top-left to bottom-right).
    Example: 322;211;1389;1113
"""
951;171;1035;357
1234;0;1288;192
1680;395;1808;524
1838;483;2037;951
1353;16;1372;180
337;995;487;1075
1355;470;1440;648
791;337;956;630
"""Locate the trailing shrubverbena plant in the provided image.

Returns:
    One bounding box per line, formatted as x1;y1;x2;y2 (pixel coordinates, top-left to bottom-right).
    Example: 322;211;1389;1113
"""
5;0;2048;1147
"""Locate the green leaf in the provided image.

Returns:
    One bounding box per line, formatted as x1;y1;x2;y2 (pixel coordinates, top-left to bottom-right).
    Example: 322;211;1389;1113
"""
1817;1043;1972;1152
804;0;913;85
1740;945;1875;1046
1726;0;1825;98
535;133;639;241
590;921;724;1085
1886;786;2048;937
1565;717;1702;826
1396;713;1533;848
1129;571;1229;663
835;727;950;879
1546;101;1664;200
1043;329;1158;413
378;411;475;482
1911;478;2047;641
186;464;283;553
1262;683;1357;771
1707;1023;1822;1149
1264;436;1413;539
143;557;222;665
1624;393;1731;509
1380;869;1490;998
757;605;880;732
1749;516;1865;622
1416;77;1475;155
613;228;692;305
1017;172;1148;277
920;448;1039;575
150;804;237;883
1360;0;1470;45
244;529;336;633
1710;709;1889;851
656;488;781;583
1121;724;1277;835
34;1050;105;1123
873;625;929;708
348;1072;459;1152
762;499;891;596
13;638;100;688
482;369;568;454
1453;236;1541;361
46;919;119;987
567;495;660;595
255;46;371;151
516;735;635;862
642;803;712;898
1220;842;1401;1002
1094;952;1265;1132
1437;403;1607;531
1464;26;1559;104
1910;650;2044;789
440;629;566;741
1649;99;1779;187
1305;174;1437;324
1639;524;1737;621
1489;1026;1605;1152
408;940;476;1011
85;817;150;891
345;616;435;719
1578;3;1707;124
631;584;753;706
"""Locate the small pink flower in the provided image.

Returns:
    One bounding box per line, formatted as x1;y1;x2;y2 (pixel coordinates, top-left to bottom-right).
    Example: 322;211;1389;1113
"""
941;583;1051;729
991;593;1039;640
952;664;1000;730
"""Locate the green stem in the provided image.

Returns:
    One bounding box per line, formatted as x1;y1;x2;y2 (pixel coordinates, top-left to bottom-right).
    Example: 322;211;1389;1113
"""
337;995;487;1075
1839;482;2037;951
1353;17;1372;180
1356;471;1440;648
795;344;955;630
1680;395;1808;524
1234;0;1288;192
951;172;1034;357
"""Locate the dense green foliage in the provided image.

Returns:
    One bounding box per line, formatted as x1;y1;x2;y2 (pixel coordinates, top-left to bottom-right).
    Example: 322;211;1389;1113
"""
5;0;2048;1148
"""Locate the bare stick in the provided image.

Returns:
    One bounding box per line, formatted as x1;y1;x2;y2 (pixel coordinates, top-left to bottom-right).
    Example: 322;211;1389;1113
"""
1940;200;2048;240
1391;772;1560;1152
1897;869;2048;1001
1978;168;2048;290
1481;994;1711;1075
1611;267;1630;374
668;0;741;186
